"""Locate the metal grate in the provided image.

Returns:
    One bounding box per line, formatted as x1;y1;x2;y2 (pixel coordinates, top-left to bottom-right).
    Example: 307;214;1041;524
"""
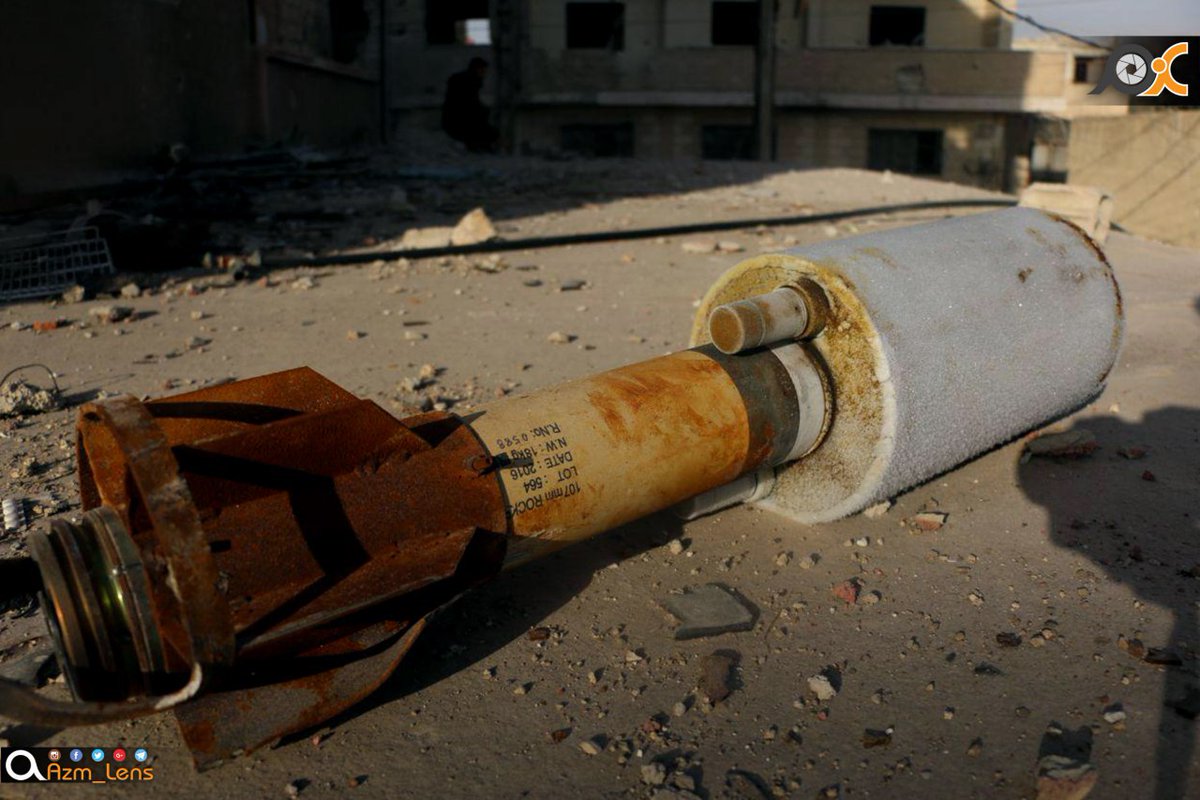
0;227;115;302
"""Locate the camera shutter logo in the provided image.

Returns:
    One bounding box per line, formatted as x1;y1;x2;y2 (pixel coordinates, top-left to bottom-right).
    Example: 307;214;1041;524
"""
1092;41;1189;97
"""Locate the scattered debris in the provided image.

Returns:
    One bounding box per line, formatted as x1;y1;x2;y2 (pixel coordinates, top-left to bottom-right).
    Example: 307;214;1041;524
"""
667;538;685;555
911;511;947;532
1035;755;1097;800
119;281;142;298
578;737;604;756
996;632;1022;648
799;553;819;569
1026;429;1098;459
807;673;838;702
1101;703;1126;725
863;500;892;518
681;241;716;254
547;331;574;344
966;738;984;757
0;366;61;417
862;727;893;748
89;305;133;324
558;279;586;291
450;208;497;246
291;276;315;291
716;241;744;253
698;650;738;704
640;763;668;785
831;578;861;604
662;584;755;639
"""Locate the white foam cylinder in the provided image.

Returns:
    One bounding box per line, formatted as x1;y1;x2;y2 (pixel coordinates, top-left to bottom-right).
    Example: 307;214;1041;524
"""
690;207;1124;522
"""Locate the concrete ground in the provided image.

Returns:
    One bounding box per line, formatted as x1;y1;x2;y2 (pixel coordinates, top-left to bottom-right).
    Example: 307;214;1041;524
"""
0;161;1197;799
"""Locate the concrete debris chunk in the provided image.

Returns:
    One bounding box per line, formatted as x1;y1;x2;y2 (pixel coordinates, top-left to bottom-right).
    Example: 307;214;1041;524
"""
1035;755;1097;800
807;673;838;701
911;511;947;531
863;500;892;518
0;379;60;417
662;584;755;639
89;305;133;324
400;226;454;249
450;208;496;246
119;282;141;298
547;331;574;344
716;241;745;253
640;763;668;785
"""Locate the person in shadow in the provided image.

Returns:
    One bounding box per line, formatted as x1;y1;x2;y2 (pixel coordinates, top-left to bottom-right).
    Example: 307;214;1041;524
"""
1019;406;1200;800
442;57;499;153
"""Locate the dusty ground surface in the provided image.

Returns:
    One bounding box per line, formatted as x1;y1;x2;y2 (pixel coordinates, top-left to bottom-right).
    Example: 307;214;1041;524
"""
0;156;1197;799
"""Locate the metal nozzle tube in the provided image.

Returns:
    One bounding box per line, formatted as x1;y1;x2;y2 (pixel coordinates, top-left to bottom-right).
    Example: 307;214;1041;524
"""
707;278;829;354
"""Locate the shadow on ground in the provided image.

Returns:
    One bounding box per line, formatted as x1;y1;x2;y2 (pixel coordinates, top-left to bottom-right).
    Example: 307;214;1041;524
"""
1019;407;1200;800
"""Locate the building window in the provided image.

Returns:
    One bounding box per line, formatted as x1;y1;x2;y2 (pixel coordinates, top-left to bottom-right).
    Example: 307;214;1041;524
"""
561;123;634;157
867;129;943;175
1072;56;1102;84
566;3;625;50
702;125;755;160
711;2;757;46
426;0;490;45
868;6;925;47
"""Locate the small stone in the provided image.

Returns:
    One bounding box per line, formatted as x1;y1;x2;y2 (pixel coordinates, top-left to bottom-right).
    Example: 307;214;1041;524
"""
716;241;744;253
403;331;426;341
672;701;687;717
549;727;571;743
1102;703;1126;724
559;279;586;291
285;779;306;798
185;335;210;350
944;707;955;720
831;578;861;604
1035;754;1097;800
860;590;882;606
912;511;947;531
346;330;363;340
290;276;315;290
775;551;791;567
1026;429;1097;459
62;285;87;303
968;591;985;607
853;536;869;547
641;763;668;785
547;331;573;344
725;770;770;799
527;626;551;642
662;582;753;638
1117;446;1147;460
667;538;685;555
862;727;893;748
513;682;531;695
89;305;133;324
799;553;819;569
808;673;838;701
190;310;207;321
863;500;892;518
996;632;1022;647
579;738;602;756
522;278;543;287
450;208;496;246
625;649;644;663
681;241;716;254
966;738;984;757
698;650;738;703
120;282;141;298
587;669;600;684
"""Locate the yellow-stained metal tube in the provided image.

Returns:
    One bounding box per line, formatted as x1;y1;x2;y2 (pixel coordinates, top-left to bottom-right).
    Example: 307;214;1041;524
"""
468;343;827;569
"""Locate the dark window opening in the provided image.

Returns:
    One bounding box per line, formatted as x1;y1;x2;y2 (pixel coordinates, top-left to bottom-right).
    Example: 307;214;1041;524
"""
869;6;925;47
867;129;943;175
330;0;370;62
1073;56;1098;84
561;123;634;157
711;2;758;46
566;3;625;50
427;0;490;45
702;125;755;160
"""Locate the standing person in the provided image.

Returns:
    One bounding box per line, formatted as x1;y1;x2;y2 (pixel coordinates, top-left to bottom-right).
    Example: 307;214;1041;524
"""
441;57;498;152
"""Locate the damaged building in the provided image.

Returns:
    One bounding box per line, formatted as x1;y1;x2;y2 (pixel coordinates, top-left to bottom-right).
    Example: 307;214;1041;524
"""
389;0;1126;190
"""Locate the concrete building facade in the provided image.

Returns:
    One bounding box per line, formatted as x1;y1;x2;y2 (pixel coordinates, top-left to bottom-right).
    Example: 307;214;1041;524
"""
388;0;1118;190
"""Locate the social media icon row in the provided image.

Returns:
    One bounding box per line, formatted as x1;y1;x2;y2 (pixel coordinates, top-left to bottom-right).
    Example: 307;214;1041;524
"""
48;747;149;762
